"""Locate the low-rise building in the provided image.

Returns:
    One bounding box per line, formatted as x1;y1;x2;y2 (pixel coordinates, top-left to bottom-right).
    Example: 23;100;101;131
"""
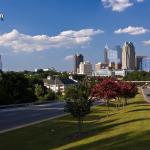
44;77;77;95
95;68;114;77
95;62;108;71
79;61;92;76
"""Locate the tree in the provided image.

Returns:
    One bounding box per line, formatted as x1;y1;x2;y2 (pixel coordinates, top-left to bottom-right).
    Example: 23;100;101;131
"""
34;84;45;100
91;77;120;115
44;88;55;100
64;82;92;136
119;82;137;105
123;71;150;81
0;72;36;105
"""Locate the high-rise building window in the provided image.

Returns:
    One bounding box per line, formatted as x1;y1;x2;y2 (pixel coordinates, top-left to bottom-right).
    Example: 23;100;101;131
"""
122;42;135;70
74;54;84;74
142;57;150;72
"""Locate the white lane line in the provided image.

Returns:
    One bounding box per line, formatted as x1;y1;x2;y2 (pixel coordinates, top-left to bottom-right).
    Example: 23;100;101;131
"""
0;107;30;112
34;102;65;107
0;102;65;112
0;107;64;114
32;108;64;110
0;113;68;134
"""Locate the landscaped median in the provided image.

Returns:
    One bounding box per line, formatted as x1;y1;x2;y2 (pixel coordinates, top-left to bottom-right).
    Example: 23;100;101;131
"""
0;92;150;150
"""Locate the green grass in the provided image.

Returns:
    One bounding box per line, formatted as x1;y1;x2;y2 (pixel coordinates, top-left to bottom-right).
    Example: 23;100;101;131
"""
0;92;150;150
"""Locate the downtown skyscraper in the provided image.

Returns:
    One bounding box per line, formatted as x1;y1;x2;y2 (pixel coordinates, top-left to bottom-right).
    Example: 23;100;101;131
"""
103;44;122;68
122;42;135;70
74;54;84;74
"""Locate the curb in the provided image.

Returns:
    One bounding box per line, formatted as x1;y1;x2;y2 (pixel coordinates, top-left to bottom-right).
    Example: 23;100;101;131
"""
0;113;68;134
140;87;150;103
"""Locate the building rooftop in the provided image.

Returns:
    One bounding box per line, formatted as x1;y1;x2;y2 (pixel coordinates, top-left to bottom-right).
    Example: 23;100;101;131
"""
44;78;77;85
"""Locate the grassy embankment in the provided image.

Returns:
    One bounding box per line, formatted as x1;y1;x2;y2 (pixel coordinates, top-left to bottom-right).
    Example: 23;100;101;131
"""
0;92;150;150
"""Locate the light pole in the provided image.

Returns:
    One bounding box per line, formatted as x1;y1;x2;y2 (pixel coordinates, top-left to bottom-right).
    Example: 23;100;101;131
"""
53;75;59;100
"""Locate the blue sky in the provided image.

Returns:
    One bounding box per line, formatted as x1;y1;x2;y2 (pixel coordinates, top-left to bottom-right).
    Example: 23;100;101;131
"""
0;0;150;71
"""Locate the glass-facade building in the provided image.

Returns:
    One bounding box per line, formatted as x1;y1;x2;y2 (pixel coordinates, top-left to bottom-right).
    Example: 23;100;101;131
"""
114;45;122;64
104;45;120;64
107;49;118;63
74;54;84;74
142;57;150;72
136;56;144;70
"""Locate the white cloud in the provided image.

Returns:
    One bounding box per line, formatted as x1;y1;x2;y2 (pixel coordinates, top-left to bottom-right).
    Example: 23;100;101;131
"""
137;0;144;2
101;0;133;12
0;29;103;53
114;26;149;35
101;0;144;12
64;55;74;61
143;40;150;45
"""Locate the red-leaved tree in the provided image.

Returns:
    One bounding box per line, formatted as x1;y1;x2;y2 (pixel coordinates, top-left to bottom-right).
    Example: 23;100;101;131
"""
91;77;120;115
119;82;137;105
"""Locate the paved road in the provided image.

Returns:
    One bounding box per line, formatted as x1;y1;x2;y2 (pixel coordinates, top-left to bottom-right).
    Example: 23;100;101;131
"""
0;102;65;133
141;87;150;102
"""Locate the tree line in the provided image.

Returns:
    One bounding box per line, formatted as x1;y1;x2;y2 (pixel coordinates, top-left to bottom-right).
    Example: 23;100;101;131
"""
124;71;150;81
0;72;55;105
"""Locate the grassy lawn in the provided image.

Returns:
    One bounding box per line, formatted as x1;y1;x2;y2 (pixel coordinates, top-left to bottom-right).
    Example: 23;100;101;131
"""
0;92;150;150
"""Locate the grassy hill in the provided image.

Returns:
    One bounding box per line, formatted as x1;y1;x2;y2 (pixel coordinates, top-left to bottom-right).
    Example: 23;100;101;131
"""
0;92;150;150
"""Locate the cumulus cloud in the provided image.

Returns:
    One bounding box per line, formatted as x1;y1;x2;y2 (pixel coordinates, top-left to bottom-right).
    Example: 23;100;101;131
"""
0;29;103;53
101;0;133;12
143;40;150;46
101;0;144;12
64;55;74;61
137;0;144;2
114;26;149;35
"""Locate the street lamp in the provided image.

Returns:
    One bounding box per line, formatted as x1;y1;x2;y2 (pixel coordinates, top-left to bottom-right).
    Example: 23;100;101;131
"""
53;75;59;100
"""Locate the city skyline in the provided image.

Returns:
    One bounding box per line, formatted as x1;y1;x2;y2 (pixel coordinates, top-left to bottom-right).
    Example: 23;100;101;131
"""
0;0;150;71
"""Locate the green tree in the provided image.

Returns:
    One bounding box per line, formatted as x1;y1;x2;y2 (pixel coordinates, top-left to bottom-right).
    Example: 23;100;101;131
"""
124;71;150;81
0;72;36;105
34;84;45;100
44;88;55;100
64;82;92;136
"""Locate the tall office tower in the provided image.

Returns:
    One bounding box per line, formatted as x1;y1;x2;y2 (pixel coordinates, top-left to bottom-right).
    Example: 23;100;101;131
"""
142;57;150;72
79;61;92;76
107;49;118;64
104;44;109;64
74;54;84;74
122;42;135;70
104;44;118;66
136;56;145;70
115;45;122;64
0;55;2;71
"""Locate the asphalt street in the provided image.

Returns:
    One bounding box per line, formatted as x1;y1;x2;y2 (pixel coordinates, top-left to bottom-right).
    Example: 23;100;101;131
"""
142;87;150;102
0;102;65;132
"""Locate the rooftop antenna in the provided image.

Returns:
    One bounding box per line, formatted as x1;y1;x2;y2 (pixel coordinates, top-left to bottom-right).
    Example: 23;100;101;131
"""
105;43;109;49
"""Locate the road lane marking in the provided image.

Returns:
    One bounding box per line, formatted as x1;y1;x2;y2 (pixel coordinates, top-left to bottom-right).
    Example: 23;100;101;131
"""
0;113;68;134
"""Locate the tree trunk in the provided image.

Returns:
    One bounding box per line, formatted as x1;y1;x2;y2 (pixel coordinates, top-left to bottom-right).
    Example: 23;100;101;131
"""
125;98;127;105
78;116;82;136
106;100;109;117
